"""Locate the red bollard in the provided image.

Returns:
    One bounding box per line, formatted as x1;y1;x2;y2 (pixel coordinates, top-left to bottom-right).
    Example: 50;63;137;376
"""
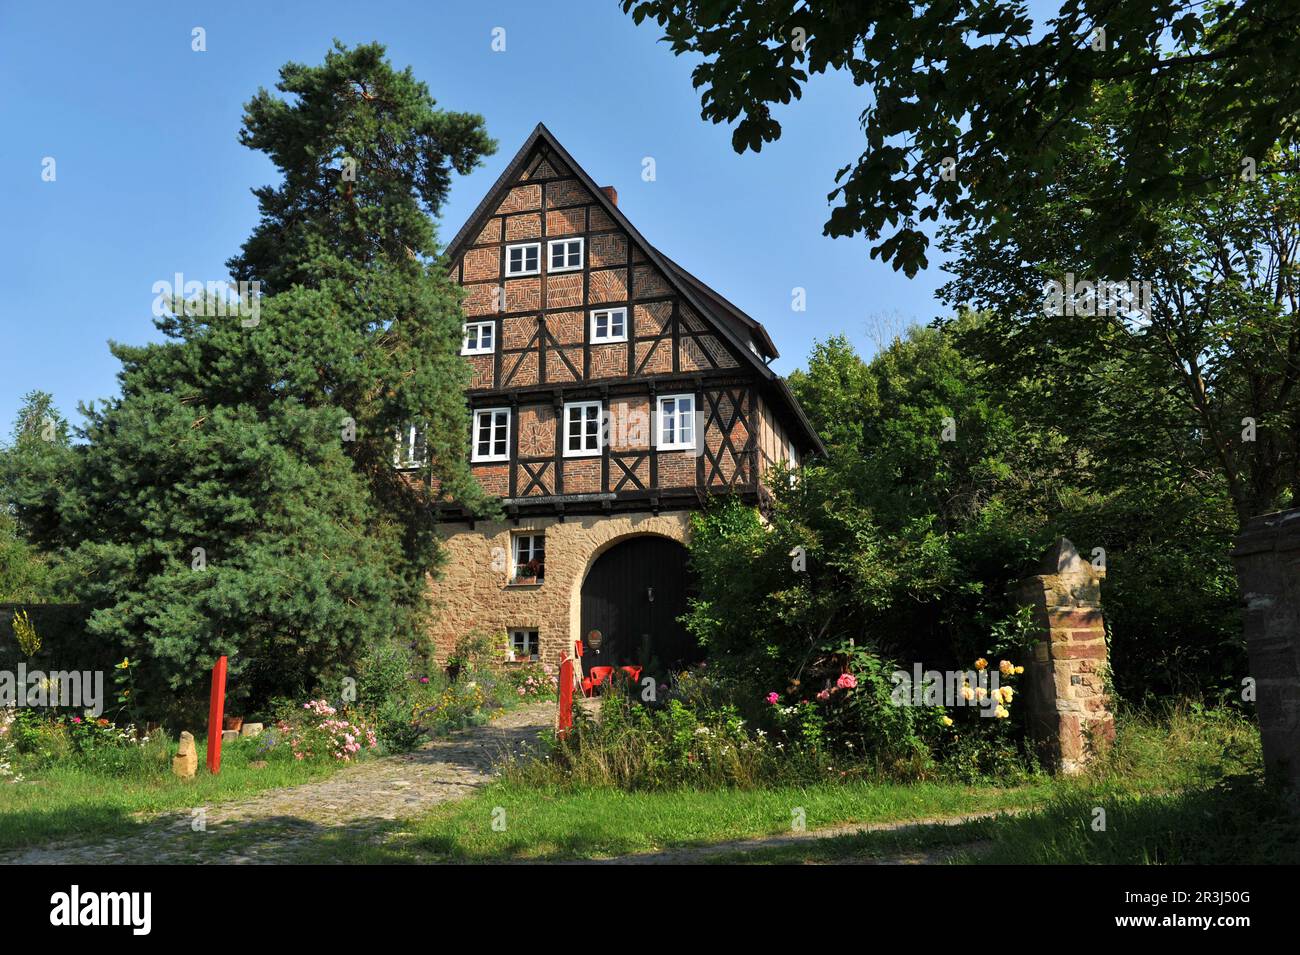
557;657;574;739
207;655;227;774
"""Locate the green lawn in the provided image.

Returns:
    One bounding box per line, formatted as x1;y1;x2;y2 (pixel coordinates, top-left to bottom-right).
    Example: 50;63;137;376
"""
287;703;1281;865
0;735;343;853
705;777;1300;865
289;778;1052;863
4;703;1285;865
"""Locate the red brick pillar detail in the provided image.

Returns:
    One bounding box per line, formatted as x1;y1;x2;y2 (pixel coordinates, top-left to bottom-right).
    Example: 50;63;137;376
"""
1016;538;1115;774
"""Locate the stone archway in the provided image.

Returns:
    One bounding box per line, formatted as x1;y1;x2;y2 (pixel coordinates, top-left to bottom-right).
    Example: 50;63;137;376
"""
574;532;700;678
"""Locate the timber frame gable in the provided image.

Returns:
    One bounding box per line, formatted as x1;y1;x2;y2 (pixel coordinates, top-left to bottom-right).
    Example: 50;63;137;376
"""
438;123;824;521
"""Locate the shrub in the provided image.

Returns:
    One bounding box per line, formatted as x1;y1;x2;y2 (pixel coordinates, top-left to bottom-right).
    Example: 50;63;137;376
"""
926;655;1039;784
502;662;558;701
521;676;838;790
355;640;433;752
418;680;490;735
0;705;22;782
276;699;378;763
8;709;168;777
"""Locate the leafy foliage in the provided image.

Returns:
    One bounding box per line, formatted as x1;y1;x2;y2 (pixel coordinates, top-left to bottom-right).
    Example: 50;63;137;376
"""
941;87;1300;526
688;324;1244;713
622;0;1300;276
56;44;497;714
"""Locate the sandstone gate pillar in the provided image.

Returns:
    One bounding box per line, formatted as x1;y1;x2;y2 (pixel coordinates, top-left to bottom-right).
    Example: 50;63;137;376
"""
1231;510;1300;792
1016;538;1115;774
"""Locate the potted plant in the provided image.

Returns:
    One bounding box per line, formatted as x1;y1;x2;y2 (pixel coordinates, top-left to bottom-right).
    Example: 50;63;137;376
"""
223;714;244;732
514;558;544;585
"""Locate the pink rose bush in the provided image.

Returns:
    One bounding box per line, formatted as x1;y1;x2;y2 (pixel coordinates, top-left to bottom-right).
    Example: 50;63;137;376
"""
286;699;379;762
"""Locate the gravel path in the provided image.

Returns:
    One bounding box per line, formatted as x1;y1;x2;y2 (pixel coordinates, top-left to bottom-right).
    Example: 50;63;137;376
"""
0;701;555;865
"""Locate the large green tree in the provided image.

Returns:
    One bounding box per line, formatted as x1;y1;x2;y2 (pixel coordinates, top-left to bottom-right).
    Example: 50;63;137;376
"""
939;82;1300;525
691;325;1242;704
62;43;496;713
691;326;1057;685
0;390;74;552
623;0;1300;275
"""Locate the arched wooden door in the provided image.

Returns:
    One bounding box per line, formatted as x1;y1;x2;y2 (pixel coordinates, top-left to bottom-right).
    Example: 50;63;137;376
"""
579;535;701;678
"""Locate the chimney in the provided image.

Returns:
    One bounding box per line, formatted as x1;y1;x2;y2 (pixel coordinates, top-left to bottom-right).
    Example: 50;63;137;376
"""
600;185;618;207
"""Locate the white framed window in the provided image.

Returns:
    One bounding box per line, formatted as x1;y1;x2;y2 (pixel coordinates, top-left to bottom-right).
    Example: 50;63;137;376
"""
512;533;545;583
472;407;511;462
462;321;495;355
657;394;696;450
505;242;540;277
393;424;426;469
509;628;540;661
564;400;603;457
590;307;627;343
547;237;584;273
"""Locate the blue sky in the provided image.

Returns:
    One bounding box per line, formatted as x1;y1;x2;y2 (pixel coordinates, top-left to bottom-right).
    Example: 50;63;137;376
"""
0;0;950;434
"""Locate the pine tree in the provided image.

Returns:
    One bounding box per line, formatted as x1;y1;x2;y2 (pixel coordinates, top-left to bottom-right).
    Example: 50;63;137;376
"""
63;43;497;712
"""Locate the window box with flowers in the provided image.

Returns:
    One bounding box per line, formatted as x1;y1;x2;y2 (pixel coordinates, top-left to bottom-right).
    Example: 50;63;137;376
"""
510;533;545;586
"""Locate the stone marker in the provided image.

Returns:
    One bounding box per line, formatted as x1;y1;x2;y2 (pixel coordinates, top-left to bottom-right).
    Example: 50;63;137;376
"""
172;731;197;778
240;722;264;738
221;730;240;743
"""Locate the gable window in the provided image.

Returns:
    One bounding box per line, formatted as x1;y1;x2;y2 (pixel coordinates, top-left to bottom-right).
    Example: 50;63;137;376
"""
462;321;495;355
548;237;584;273
505;242;540;277
657;394;696;451
590;307;627;344
509;628;540;662
512;533;545;583
564;400;603;457
472;407;511;462
393;424;426;469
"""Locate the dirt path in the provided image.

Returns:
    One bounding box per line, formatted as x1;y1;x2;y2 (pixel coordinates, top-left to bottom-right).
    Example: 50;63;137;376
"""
1;701;555;865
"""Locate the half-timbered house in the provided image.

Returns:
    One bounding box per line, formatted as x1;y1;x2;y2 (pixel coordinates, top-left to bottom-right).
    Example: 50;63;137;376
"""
419;124;823;676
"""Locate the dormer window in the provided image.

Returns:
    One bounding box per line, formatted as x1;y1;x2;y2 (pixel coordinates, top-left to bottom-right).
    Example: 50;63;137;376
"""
505;242;540;277
462;321;495;355
590;307;627;344
548;238;584;273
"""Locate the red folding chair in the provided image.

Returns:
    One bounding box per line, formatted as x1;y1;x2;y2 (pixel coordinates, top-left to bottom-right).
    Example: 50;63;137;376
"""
620;665;642;685
586;666;615;695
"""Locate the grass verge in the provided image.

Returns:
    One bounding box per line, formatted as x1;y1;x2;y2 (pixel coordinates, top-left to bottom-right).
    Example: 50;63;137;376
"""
0;735;343;853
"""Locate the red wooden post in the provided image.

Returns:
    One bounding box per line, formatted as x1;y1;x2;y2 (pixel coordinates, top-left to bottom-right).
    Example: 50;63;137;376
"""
206;655;227;774
557;657;574;739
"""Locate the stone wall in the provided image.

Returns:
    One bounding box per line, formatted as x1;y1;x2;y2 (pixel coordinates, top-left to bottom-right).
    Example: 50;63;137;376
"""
1231;509;1300;791
427;510;691;666
1016;538;1115;774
